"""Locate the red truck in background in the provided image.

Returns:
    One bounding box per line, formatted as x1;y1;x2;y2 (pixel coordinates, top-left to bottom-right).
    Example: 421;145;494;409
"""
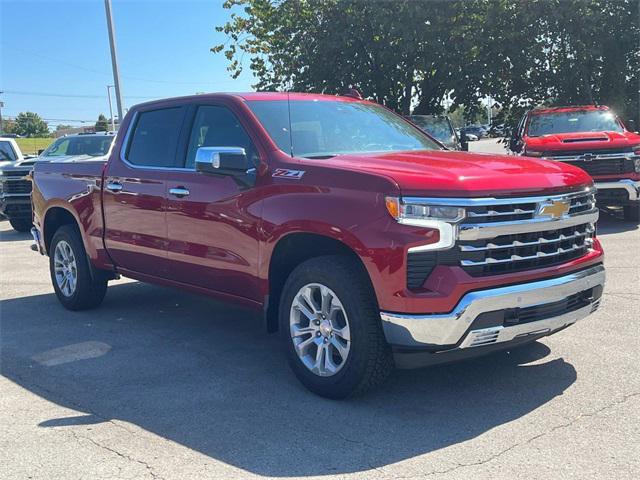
510;105;640;221
31;93;605;398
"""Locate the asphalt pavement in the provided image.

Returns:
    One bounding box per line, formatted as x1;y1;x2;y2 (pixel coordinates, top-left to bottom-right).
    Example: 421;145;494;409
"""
1;140;639;479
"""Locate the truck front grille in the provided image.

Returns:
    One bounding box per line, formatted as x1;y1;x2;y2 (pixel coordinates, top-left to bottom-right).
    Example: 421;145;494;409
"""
1;179;32;194
565;158;634;176
545;150;637;176
458;223;594;276
405;189;597;289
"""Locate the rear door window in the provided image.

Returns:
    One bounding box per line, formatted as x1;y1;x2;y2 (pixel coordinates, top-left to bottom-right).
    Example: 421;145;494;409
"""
126;107;185;168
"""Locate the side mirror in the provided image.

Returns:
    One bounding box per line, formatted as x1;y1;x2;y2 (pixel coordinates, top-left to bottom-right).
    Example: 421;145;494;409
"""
195;146;249;175
459;132;469;151
509;134;520;153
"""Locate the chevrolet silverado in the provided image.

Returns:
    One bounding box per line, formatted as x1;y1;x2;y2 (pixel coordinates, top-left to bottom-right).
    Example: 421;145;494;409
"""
510;105;640;221
31;93;605;398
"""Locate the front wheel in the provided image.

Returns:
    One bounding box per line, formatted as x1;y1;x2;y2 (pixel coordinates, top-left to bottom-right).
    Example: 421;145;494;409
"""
49;225;108;310
9;218;32;232
279;255;393;399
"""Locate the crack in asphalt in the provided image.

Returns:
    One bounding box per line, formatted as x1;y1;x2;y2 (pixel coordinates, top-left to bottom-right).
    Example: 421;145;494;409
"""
368;391;640;479
69;429;165;480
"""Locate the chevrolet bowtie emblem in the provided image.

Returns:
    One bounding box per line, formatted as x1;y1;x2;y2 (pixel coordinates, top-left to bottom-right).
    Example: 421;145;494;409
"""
537;200;570;219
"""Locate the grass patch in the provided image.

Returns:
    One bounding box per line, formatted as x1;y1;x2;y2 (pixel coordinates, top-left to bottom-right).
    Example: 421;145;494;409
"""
15;138;54;155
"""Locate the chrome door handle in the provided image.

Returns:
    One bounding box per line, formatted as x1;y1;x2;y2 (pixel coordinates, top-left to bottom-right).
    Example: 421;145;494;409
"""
106;182;123;192
169;187;190;197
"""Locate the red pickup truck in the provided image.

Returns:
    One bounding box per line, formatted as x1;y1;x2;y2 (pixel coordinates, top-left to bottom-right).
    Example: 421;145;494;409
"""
31;93;605;398
510;105;640;221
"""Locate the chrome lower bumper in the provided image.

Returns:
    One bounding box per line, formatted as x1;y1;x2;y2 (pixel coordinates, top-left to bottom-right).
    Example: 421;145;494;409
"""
380;264;605;349
595;179;640;201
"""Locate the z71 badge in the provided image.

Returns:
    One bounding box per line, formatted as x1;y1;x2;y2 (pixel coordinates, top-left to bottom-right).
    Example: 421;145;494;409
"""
272;168;305;179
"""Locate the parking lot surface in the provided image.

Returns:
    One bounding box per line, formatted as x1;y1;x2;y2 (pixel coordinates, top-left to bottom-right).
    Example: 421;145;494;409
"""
1;144;639;479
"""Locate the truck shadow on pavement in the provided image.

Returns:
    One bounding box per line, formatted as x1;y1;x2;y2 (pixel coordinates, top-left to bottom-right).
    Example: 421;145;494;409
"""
2;281;576;477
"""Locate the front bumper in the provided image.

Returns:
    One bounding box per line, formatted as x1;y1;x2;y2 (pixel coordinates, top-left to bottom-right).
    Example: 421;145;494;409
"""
595;179;640;203
380;264;605;351
0;194;32;219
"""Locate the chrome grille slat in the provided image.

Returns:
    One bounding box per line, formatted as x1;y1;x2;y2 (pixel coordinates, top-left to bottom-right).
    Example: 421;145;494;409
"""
461;243;587;267
467;208;536;218
460;226;591;252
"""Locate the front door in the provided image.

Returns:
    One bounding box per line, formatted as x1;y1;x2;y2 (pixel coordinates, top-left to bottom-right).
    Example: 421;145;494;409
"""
103;106;186;277
165;104;263;303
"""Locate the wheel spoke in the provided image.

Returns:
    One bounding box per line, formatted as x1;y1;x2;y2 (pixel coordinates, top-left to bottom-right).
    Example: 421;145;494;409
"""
295;335;316;355
313;342;326;374
301;287;319;314
330;336;349;361
332;325;351;342
320;286;333;316
291;325;316;338
294;298;316;322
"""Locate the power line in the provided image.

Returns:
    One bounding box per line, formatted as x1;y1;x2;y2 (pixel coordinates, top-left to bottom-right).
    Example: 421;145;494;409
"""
1;41;234;87
1;89;158;100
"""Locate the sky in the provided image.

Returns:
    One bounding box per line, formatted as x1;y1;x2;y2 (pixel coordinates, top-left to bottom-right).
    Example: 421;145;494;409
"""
0;0;255;129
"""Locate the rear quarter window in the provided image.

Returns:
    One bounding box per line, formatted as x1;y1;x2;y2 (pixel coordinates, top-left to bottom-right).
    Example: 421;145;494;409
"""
126;107;185;167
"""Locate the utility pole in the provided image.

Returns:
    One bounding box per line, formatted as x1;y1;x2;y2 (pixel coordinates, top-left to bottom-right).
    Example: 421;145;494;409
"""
0;91;4;134
106;85;116;131
104;0;124;123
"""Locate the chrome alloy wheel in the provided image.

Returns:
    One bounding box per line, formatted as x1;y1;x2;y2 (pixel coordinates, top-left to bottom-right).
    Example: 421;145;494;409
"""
53;240;78;297
289;283;351;377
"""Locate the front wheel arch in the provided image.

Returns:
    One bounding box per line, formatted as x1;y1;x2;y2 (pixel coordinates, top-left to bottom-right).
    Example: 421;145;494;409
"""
266;232;375;333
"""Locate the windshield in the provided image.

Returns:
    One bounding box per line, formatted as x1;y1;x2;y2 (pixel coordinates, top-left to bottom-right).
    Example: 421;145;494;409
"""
409;116;455;144
527;110;624;137
247;100;440;158
43;136;114;157
0;141;18;162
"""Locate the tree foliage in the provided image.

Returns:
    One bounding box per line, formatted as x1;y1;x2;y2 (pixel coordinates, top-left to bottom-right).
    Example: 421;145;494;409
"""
213;0;639;125
12;112;49;137
95;114;109;132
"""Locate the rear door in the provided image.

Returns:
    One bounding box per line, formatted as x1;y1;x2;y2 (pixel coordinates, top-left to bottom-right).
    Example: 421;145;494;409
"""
103;106;186;277
164;103;263;302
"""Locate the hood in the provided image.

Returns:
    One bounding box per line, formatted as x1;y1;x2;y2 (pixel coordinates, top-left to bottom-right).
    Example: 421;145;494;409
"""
524;130;640;153
315;150;593;197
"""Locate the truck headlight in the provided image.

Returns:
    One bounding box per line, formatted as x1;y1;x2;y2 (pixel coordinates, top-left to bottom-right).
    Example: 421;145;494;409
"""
385;197;465;251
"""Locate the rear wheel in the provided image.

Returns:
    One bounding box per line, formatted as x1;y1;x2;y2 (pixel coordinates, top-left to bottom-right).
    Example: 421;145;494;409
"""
9;218;32;232
279;255;393;399
623;203;640;222
49;225;108;310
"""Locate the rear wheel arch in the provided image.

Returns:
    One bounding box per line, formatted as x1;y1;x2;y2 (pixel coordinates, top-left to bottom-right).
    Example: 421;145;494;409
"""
265;232;376;333
43;207;80;254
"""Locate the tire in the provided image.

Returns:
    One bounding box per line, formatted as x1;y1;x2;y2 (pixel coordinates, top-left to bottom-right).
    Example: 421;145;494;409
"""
9;218;32;232
623;203;640;222
49;225;108;310
279;255;393;399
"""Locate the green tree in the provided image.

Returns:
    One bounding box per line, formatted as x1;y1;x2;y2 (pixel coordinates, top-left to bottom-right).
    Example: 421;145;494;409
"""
213;0;639;125
13;112;49;137
95;114;109;132
55;124;73;131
